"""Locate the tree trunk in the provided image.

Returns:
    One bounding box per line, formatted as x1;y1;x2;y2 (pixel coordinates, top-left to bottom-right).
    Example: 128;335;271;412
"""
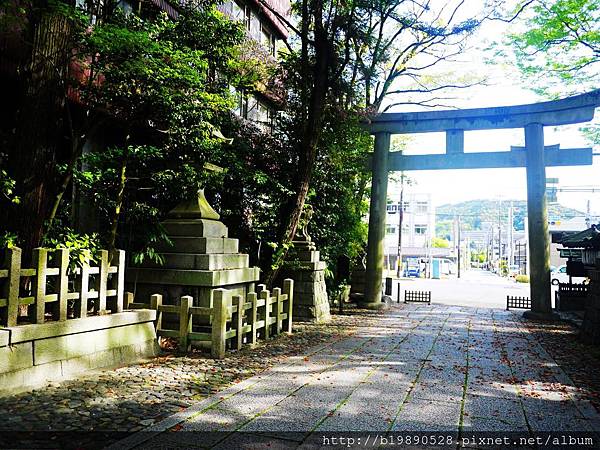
107;138;130;257
264;0;330;287
3;4;73;264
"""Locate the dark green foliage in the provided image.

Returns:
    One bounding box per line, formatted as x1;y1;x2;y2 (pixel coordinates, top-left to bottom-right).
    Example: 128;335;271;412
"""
309;111;371;264
214;114;295;267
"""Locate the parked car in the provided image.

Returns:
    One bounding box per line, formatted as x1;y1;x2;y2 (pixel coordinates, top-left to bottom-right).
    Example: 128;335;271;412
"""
404;266;420;278
550;265;588;285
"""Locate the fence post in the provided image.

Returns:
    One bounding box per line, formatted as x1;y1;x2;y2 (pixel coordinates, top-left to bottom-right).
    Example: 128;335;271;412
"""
150;294;163;331
273;287;282;335
76;250;91;318
31;248;48;324
179;295;192;352
125;292;134;310
5;247;21;327
212;289;229;359
233;295;244;350
113;250;125;313
259;287;270;340
96;250;109;314
55;248;69;321
283;279;294;333
248;292;258;346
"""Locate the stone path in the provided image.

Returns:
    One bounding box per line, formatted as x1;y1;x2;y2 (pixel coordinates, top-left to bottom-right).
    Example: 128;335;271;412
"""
110;303;600;449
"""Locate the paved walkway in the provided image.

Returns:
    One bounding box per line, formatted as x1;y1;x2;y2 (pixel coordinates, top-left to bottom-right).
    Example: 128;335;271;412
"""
112;303;600;449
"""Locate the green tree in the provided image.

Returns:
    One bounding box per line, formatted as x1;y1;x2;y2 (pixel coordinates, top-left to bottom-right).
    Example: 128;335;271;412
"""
68;2;261;257
505;0;599;96
432;237;450;248
262;0;499;284
1;0;265;264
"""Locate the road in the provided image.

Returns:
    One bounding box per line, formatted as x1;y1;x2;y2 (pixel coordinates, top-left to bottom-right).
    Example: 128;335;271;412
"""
394;269;532;309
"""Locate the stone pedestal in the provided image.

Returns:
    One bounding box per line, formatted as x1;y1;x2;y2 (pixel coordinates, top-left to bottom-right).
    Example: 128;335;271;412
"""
281;239;330;323
126;191;260;308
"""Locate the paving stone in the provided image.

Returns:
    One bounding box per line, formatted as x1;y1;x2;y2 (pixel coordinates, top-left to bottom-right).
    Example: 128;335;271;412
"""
391;398;462;432
463;394;526;426
411;379;464;403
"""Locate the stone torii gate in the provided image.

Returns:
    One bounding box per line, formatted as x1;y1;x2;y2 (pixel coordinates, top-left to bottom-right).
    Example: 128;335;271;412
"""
363;89;600;319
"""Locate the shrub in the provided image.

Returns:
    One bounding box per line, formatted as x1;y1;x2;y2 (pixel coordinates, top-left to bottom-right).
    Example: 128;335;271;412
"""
515;274;530;283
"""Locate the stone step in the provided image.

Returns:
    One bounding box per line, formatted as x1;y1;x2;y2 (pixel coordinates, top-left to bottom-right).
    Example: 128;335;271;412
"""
126;267;260;287
140;253;250;271
161;219;228;238
157;237;239;254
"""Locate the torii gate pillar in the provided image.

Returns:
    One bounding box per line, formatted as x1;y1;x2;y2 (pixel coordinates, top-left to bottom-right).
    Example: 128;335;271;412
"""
363;132;390;309
524;123;555;319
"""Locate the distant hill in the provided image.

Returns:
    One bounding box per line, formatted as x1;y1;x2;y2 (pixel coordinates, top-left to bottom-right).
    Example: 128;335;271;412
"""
435;200;584;237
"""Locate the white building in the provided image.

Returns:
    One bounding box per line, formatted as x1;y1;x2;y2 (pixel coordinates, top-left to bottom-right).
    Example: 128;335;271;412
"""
383;192;435;270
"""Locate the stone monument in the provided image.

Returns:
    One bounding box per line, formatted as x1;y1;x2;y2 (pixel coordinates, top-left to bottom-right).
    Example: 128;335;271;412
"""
280;205;330;322
349;255;367;302
126;190;260;308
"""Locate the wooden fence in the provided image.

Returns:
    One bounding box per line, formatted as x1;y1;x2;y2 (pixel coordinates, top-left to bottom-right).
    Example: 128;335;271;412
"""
555;282;589;311
558;282;589;297
0;247;125;327
128;279;294;358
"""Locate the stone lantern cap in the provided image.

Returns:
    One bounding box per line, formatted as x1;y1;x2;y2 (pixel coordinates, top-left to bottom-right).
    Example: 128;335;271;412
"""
167;189;220;220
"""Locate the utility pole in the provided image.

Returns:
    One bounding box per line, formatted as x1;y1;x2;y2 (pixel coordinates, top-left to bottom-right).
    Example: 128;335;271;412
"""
457;215;461;278
396;173;405;278
524;219;529;276
498;201;502;272
586;200;591;229
508;202;513;266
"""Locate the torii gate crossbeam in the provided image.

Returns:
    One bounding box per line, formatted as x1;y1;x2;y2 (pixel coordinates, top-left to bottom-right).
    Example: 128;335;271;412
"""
363;89;600;320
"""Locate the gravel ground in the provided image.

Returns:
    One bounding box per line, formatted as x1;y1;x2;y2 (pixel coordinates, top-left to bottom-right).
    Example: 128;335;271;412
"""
524;318;600;413
0;306;384;449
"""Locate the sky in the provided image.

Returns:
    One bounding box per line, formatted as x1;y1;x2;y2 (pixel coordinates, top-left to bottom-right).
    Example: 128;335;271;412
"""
383;4;599;217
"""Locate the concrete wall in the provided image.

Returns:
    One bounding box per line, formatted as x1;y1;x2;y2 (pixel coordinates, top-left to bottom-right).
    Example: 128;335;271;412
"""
0;311;158;395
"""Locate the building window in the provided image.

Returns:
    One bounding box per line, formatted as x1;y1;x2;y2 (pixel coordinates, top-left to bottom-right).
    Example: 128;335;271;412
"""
403;201;410;212
416;201;428;214
387;204;397;213
231;87;244;117
257;101;274;132
245;94;259;120
261;25;276;56
386;226;396;235
415;225;427;235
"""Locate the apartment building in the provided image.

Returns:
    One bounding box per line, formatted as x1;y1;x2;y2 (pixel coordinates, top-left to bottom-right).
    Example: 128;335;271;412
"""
219;0;290;131
383;192;436;268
